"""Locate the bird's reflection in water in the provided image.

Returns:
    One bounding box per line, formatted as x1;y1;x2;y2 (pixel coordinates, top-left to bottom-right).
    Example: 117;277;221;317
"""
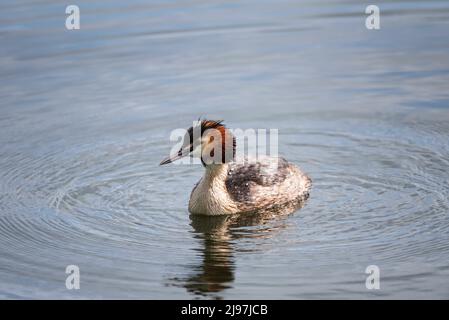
172;200;307;299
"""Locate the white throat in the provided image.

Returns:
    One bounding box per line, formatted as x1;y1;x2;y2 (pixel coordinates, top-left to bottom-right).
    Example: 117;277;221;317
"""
188;163;239;215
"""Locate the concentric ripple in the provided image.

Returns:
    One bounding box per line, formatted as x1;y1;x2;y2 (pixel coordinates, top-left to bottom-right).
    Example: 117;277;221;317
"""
1;116;448;299
2;0;449;299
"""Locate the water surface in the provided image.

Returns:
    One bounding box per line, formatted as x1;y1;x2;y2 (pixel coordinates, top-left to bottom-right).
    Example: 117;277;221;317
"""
1;0;449;299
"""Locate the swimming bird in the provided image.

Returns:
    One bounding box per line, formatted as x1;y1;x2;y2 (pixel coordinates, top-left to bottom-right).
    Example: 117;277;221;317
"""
160;120;311;215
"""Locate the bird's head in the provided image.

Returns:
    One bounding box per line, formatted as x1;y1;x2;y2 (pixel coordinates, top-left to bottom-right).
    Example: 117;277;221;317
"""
160;119;236;166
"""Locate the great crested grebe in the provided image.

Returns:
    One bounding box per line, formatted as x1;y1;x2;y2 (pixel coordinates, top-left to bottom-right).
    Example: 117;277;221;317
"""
160;120;311;216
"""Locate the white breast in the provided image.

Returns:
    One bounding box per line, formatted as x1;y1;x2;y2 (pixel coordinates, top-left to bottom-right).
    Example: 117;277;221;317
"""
188;164;240;215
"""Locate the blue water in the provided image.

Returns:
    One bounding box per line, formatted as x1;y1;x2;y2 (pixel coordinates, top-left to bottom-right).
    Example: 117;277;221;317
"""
1;0;449;299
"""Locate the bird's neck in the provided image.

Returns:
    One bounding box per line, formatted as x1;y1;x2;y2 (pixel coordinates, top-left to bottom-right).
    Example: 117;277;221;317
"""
189;163;239;215
203;163;229;183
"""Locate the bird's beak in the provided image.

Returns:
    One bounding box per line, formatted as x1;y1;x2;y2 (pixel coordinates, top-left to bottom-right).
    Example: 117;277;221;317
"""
159;145;192;165
159;154;182;165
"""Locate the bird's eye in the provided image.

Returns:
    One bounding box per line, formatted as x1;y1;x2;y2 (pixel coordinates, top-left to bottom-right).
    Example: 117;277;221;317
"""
209;136;214;143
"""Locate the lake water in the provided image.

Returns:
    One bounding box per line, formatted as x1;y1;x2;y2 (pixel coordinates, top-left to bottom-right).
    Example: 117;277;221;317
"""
1;0;449;299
